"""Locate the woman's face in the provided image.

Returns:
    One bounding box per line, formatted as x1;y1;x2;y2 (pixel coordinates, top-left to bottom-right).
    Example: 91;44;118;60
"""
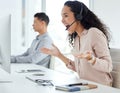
61;5;77;34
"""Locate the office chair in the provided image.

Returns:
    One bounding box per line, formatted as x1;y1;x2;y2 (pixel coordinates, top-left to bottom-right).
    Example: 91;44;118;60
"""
49;56;55;70
110;48;120;88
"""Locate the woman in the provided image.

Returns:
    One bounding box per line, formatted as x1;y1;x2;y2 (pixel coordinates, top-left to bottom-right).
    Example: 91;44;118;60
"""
41;1;113;86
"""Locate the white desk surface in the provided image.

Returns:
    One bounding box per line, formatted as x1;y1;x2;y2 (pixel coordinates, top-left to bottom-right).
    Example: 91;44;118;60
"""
0;63;120;93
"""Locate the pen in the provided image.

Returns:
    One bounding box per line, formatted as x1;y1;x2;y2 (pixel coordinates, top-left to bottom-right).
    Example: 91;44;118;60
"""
68;82;88;86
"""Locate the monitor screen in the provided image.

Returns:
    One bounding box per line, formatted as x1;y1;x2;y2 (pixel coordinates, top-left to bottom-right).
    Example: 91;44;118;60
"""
0;14;11;73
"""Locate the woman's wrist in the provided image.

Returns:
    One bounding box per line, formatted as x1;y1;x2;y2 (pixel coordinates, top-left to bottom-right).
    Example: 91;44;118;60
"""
57;52;63;58
88;55;96;65
66;59;71;66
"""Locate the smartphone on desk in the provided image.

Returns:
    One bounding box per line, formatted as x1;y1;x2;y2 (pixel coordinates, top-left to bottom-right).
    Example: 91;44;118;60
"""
16;69;44;73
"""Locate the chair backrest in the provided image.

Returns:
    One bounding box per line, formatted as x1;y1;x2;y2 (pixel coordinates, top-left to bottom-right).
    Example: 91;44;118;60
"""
110;48;120;88
49;56;55;70
110;48;120;62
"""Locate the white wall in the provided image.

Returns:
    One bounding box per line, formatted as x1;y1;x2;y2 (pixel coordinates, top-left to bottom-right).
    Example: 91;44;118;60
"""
90;0;120;48
24;0;42;50
0;0;42;55
0;0;23;55
11;0;23;55
11;0;42;55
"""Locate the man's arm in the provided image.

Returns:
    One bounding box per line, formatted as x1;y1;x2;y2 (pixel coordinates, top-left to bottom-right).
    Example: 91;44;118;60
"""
12;36;53;64
11;48;29;63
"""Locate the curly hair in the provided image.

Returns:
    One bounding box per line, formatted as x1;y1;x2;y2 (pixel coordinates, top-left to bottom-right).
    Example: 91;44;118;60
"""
64;1;111;47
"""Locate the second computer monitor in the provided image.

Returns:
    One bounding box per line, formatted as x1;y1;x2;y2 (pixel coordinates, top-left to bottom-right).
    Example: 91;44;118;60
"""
0;14;11;73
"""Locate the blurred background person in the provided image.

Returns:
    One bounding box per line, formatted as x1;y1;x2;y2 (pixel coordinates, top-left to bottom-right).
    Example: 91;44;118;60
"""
11;12;53;68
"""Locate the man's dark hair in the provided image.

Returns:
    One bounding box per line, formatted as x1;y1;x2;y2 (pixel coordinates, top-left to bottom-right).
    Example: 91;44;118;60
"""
34;12;49;25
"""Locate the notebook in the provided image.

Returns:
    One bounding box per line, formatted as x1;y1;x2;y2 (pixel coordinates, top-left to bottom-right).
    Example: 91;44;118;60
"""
55;83;97;92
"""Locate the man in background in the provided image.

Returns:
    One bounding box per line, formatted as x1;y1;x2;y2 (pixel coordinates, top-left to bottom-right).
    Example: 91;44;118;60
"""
11;12;53;68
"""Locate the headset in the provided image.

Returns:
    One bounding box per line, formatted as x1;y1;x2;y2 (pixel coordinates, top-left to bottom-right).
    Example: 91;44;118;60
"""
76;3;84;21
66;3;83;30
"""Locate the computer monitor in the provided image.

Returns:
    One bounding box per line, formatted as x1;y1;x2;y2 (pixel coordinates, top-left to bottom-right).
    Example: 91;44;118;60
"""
0;14;11;73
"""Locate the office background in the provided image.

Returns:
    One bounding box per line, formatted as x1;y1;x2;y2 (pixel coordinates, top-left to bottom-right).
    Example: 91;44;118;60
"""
0;0;120;71
0;0;119;55
0;0;120;89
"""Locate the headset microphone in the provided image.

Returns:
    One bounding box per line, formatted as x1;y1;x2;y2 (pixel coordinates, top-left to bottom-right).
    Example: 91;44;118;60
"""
65;20;76;30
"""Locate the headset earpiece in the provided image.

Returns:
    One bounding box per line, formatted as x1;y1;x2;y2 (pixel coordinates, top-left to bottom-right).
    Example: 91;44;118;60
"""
76;3;83;21
76;14;82;21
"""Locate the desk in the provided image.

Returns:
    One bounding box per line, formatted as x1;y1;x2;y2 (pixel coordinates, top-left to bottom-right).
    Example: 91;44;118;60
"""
0;63;120;93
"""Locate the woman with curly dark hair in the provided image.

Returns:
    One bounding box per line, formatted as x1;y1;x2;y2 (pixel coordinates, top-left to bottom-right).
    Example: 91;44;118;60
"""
41;0;113;86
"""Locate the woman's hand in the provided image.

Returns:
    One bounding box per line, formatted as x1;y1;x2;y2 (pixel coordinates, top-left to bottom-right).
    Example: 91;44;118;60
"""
40;44;61;57
74;51;96;64
73;51;93;60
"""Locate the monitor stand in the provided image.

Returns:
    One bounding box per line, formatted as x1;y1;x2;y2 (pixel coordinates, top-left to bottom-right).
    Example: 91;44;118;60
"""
0;67;12;83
